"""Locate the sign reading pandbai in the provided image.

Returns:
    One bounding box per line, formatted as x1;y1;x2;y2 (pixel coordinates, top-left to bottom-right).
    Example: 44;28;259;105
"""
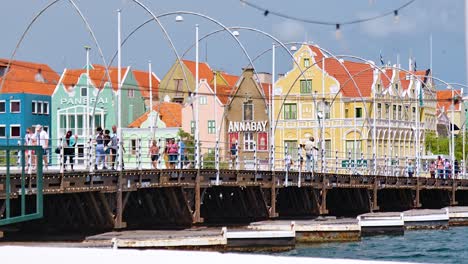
228;120;268;133
60;97;109;105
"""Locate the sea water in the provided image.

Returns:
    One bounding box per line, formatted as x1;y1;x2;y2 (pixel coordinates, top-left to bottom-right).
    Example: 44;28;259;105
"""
278;226;468;263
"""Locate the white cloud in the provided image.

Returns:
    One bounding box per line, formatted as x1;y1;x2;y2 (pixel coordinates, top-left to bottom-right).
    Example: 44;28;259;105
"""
272;20;306;42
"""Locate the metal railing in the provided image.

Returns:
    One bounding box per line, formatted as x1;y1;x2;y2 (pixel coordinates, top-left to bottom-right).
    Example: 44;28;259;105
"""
0;145;43;226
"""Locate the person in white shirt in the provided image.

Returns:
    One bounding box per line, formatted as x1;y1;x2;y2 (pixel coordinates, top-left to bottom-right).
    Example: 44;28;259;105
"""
35;125;49;169
24;128;33;170
304;137;319;172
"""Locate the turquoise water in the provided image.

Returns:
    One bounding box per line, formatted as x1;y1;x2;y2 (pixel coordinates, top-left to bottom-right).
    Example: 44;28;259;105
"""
278;227;468;263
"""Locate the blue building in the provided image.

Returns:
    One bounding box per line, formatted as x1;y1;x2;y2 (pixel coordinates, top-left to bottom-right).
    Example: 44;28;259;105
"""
0;59;59;146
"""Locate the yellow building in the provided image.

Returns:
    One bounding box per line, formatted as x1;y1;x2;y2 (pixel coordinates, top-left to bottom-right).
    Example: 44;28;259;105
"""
273;44;436;175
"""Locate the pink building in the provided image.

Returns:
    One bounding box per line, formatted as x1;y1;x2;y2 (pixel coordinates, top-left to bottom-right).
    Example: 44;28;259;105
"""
182;79;232;155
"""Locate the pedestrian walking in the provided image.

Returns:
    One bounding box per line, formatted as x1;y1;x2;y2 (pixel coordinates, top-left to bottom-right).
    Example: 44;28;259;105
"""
454;160;460;179
63;130;78;171
95;127;107;170
304;137;319;172
407;161;414;178
166;139;178;169
149;140;160;169
429;161;436;178
24;128;33;170
35;125;49;169
444;159;451;179
285;152;293;172
437;156;444;179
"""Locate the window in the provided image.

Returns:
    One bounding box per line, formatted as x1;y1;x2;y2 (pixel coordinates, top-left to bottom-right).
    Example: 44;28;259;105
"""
345;108;349;118
199;96;207;105
10;125;20;138
32;101;37;114
377;103;382;118
304;58;310;68
0;100;5;113
80;87;87;97
243;102;253;121
190;121;195;135
393;105;397;119
395;84;399;91
325;140;332;158
284;103;297;120
300;79;312;94
131;139;137;155
385;103;390;118
37;101;43;114
345;140;362;159
376;84;381;93
0;126;5;137
284;140;298;160
10;100;20;113
323;101;331;119
0;66;7;77
208;120;216;134
243;132;254;151
398;105;402;119
174;79;183;98
43;102;49;115
355;107;362;118
128;89;135;98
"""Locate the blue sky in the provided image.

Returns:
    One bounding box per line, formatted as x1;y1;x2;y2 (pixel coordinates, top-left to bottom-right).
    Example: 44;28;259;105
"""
1;0;466;88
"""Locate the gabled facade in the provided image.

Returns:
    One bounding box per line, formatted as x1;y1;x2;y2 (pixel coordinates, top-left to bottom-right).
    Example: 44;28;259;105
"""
224;67;270;169
437;89;464;134
0;59;60;145
159;60;213;104
273;44;436;174
51;64;147;164
181;79;230;155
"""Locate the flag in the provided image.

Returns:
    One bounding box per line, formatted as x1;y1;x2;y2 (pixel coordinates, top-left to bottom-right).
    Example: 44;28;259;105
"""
413;58;417;71
379;51;384;65
418;82;423;107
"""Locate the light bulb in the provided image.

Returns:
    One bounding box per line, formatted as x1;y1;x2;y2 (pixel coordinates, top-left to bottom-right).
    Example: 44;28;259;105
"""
335;24;342;40
393;10;399;24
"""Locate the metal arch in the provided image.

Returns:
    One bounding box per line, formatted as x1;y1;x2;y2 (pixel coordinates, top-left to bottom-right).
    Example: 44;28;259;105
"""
0;0;112;97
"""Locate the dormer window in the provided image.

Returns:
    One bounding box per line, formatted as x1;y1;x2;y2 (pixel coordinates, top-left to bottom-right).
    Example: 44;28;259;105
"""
0;66;7;77
304;58;310;68
395;84;399;90
80;87;87;97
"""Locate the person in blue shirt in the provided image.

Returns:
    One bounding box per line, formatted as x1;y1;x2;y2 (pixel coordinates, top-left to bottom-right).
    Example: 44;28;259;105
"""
177;138;186;169
63;130;78;171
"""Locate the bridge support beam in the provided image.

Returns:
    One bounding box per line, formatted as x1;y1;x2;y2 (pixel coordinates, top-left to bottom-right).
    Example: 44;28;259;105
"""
193;169;202;223
451;180;458;206
270;171;277;218
320;174;329;215
114;171;126;229
371;179;380;212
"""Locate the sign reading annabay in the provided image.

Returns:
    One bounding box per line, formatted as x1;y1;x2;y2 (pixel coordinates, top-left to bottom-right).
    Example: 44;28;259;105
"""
228;121;268;133
60;97;109;105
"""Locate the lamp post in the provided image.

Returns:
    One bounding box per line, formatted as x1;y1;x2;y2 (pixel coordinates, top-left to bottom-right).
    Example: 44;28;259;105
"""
195;24;200;169
149;60;154;138
84;45;91;168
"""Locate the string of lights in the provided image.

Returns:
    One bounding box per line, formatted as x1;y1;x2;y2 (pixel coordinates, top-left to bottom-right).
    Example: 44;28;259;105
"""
240;0;416;35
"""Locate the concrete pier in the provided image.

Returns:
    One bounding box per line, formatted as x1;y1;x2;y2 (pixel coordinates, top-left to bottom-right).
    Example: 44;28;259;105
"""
358;212;405;236
447;206;468;226
249;218;360;243
403;209;449;230
225;228;295;251
85;229;226;249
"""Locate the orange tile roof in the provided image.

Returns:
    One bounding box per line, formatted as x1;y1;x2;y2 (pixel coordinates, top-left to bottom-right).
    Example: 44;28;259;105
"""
61;65;126;91
133;70;159;99
308;45;325;64
437;89;461;112
128;102;182;128
0;59;60;95
220;72;239;86
211;84;233;105
380;68;393;88
319;59;374;97
397;70;429;91
181;60;213;82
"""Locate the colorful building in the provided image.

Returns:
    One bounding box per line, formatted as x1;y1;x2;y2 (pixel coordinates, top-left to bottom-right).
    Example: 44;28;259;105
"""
273;44;436;173
0;59;59;145
436;89;464;135
223;67;270;169
51;64;151;165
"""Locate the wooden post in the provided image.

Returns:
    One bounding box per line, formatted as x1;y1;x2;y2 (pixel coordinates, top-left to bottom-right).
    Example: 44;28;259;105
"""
414;177;421;208
372;177;380;211
451;179;458;206
320;174;329;215
194;169;202;223
270;170;277;218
